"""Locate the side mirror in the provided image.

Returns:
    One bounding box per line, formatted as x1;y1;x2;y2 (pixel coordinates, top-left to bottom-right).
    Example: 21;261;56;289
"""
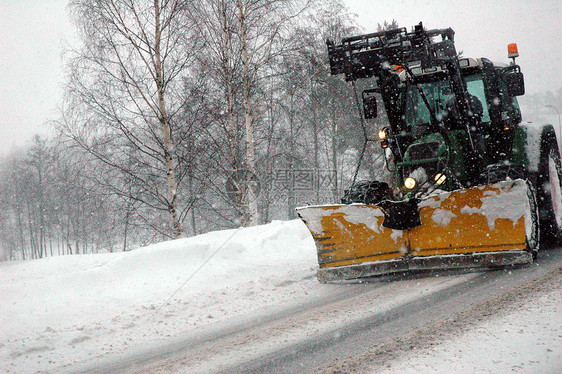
504;71;525;97
362;89;378;119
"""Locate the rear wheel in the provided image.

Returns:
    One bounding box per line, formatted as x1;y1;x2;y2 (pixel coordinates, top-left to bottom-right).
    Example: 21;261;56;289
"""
525;181;540;259
537;137;562;248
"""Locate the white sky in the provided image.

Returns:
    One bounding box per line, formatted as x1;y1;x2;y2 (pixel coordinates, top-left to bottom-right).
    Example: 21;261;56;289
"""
344;0;562;91
0;0;561;154
0;0;77;155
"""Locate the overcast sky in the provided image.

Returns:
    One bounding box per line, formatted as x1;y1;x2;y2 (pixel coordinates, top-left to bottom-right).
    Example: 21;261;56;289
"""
0;0;75;155
0;0;561;155
344;0;562;94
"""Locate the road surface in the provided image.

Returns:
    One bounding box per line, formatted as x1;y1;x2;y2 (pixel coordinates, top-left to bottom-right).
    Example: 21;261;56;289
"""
75;248;562;374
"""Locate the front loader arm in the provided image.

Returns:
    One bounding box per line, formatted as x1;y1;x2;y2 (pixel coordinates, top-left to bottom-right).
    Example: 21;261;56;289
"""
326;23;455;82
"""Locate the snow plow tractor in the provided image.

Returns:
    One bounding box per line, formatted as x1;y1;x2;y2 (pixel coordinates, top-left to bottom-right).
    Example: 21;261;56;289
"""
297;23;562;283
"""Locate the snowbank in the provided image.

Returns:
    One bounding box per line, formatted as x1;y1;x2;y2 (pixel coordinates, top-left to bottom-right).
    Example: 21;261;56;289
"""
0;219;317;373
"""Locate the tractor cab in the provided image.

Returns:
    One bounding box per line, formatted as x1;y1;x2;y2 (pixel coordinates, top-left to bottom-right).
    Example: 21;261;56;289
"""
372;57;525;198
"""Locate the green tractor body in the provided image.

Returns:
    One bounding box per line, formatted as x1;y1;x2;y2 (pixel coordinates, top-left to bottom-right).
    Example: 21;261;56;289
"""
297;23;562;282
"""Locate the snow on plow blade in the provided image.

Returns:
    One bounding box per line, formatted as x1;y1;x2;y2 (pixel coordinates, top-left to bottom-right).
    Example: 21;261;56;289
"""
296;179;535;282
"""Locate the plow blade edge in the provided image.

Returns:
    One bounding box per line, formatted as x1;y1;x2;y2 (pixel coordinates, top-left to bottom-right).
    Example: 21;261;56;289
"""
296;179;535;282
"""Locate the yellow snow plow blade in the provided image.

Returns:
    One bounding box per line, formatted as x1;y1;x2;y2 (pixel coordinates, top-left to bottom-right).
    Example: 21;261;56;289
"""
297;179;535;282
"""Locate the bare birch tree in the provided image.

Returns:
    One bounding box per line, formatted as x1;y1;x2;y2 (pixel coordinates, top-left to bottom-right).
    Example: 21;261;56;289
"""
192;0;312;226
62;0;201;238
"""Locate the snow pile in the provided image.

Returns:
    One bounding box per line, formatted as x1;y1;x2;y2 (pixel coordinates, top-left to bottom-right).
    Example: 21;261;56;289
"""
0;219;317;373
431;208;457;226
521;122;543;173
459;180;531;233
297;204;405;243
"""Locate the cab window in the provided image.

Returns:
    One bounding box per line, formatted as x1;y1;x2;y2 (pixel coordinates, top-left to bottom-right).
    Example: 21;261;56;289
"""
466;75;490;123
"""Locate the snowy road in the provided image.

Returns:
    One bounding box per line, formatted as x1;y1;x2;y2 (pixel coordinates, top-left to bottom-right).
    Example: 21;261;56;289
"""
83;248;562;374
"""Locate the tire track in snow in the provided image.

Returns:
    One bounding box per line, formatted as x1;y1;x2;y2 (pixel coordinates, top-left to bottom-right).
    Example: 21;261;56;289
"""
222;249;562;374
322;266;562;374
83;248;562;374
120;274;477;374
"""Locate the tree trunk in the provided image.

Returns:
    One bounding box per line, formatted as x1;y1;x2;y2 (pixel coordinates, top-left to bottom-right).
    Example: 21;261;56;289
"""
312;107;319;201
15;204;26;260
331;106;339;201
154;0;181;238
188;175;198;235
237;0;258;226
287;94;296;219
221;3;238;171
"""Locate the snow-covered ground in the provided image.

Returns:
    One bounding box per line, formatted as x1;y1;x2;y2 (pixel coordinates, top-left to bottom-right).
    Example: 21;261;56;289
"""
1;220;318;373
377;284;562;373
1;219;560;373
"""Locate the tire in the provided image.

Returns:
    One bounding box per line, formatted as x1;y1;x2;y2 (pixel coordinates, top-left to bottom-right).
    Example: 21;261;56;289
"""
525;180;540;259
536;133;562;248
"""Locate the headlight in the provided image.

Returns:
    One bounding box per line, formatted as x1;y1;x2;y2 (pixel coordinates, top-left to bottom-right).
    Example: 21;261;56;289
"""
434;173;447;185
404;177;417;189
378;129;387;140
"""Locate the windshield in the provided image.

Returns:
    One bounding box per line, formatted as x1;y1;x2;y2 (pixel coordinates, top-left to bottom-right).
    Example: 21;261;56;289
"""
404;74;490;131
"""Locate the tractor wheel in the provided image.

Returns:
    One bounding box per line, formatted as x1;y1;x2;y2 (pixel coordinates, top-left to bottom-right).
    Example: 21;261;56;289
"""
536;135;562;248
525;180;540;259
